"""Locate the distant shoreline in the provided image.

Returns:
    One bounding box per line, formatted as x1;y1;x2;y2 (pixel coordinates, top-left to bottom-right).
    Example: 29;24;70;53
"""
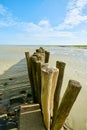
72;45;87;49
0;45;87;49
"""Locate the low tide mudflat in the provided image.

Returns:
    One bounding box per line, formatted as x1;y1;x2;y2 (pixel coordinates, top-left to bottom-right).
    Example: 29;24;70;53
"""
0;45;87;130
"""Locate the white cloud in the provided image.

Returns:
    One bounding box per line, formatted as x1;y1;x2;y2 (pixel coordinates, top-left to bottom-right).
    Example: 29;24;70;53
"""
0;4;73;40
0;2;87;45
38;20;50;27
57;0;87;30
24;20;51;32
18;22;42;32
0;4;7;15
0;3;77;45
17;20;75;39
0;4;17;27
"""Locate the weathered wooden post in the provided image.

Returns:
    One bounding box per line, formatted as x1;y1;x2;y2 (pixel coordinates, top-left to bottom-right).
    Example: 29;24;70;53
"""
33;51;45;62
25;52;35;102
31;55;38;103
36;61;42;104
25;48;50;104
51;80;82;130
36;47;45;61
50;68;59;125
35;63;49;105
32;49;46;103
53;61;66;120
30;48;45;102
45;51;50;63
36;47;50;63
41;67;58;130
36;47;45;53
25;52;30;76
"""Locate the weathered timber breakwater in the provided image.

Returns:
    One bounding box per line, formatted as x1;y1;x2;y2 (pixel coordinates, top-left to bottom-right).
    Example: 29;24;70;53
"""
19;47;81;130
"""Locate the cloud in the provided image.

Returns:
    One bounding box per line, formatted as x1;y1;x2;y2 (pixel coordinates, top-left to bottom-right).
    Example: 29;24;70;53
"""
0;4;17;27
38;20;50;27
19;22;42;33
0;2;86;45
18;20;75;39
0;3;76;45
0;4;73;40
57;0;87;30
0;4;7;15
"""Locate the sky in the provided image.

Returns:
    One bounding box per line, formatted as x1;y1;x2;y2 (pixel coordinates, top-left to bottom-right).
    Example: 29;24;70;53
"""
0;0;87;45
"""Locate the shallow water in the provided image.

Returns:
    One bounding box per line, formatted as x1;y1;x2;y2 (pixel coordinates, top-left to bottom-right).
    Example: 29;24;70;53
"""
49;47;87;60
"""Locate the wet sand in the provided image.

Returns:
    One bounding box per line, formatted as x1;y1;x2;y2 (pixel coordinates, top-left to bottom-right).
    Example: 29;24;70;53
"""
0;45;87;130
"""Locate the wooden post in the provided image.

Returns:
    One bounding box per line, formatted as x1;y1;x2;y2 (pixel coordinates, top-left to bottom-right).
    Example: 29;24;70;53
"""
45;51;50;63
51;80;82;130
36;61;42;104
41;63;49;69
50;68;59;126
53;61;66;120
25;48;50;104
34;51;45;63
32;50;45;103
31;55;38;103
36;62;49;107
36;47;45;53
25;52;35;102
25;52;30;77
36;47;45;62
41;67;58;130
35;47;50;63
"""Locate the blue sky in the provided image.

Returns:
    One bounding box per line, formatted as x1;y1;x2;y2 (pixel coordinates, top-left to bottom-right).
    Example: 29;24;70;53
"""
0;0;87;45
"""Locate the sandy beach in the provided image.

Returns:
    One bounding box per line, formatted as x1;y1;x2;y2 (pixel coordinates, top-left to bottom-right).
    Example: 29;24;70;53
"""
0;45;87;130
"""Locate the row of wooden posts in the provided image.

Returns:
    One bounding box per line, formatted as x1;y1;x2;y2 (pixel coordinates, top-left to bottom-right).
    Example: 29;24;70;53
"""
25;47;82;130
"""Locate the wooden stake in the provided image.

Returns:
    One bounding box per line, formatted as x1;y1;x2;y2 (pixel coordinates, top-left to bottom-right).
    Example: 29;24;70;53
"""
34;51;45;62
41;67;58;130
25;52;30;77
31;56;38;103
25;52;35;102
50;68;59;126
45;51;50;63
36;47;45;62
51;80;82;130
36;61;42;104
36;47;45;53
53;61;66;120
